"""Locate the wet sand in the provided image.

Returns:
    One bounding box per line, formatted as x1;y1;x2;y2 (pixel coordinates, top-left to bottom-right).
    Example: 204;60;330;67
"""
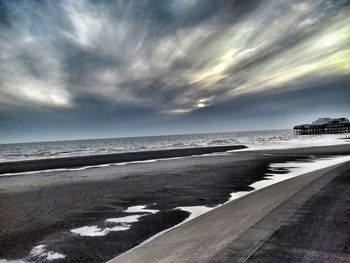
110;159;350;263
0;145;246;174
210;160;350;263
0;144;349;262
238;143;350;156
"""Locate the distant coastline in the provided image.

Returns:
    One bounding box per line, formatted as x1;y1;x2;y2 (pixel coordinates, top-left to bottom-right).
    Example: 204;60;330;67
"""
1;130;348;164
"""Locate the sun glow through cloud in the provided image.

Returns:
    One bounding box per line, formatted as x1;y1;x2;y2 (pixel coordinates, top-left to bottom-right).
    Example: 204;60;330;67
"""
0;0;349;116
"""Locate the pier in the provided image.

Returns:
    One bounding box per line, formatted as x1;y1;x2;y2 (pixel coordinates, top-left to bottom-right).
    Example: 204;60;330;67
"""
294;117;350;135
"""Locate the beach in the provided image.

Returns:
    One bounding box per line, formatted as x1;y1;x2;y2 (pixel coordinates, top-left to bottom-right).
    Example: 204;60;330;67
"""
0;144;350;262
110;159;350;263
0;145;246;174
2;0;350;262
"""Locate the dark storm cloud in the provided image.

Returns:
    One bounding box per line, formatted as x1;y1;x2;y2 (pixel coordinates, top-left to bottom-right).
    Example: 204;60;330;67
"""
0;0;349;142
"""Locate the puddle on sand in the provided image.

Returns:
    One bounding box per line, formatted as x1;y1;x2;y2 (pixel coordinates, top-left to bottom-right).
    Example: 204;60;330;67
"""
71;205;159;237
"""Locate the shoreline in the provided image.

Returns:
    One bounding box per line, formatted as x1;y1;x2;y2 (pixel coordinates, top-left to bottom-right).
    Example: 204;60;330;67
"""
109;160;350;263
2;143;350;176
0;145;246;174
107;155;350;262
1;144;350;262
235;143;350;156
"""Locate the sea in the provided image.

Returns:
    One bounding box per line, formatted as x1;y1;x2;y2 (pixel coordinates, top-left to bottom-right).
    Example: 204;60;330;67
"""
0;129;348;163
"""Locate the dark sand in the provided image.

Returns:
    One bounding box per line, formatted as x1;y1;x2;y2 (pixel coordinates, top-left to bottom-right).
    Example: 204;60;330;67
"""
110;155;350;263
0;144;349;262
210;160;350;263
0;145;246;174
238;143;350;156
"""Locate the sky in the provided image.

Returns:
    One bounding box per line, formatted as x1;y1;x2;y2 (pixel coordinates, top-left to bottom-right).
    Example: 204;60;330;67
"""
0;0;349;143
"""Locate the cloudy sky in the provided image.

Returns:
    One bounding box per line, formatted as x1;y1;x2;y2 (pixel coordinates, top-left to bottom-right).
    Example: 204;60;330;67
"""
0;0;349;143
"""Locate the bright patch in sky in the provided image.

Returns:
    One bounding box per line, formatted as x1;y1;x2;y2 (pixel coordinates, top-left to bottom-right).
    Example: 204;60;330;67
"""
0;0;349;142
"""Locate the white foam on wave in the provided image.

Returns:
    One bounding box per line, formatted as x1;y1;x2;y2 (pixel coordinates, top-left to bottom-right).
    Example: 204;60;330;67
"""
71;205;159;237
2;130;349;164
3;133;348;177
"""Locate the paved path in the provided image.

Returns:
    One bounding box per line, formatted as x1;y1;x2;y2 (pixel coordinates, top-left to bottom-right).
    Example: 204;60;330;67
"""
108;162;349;263
243;161;350;263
